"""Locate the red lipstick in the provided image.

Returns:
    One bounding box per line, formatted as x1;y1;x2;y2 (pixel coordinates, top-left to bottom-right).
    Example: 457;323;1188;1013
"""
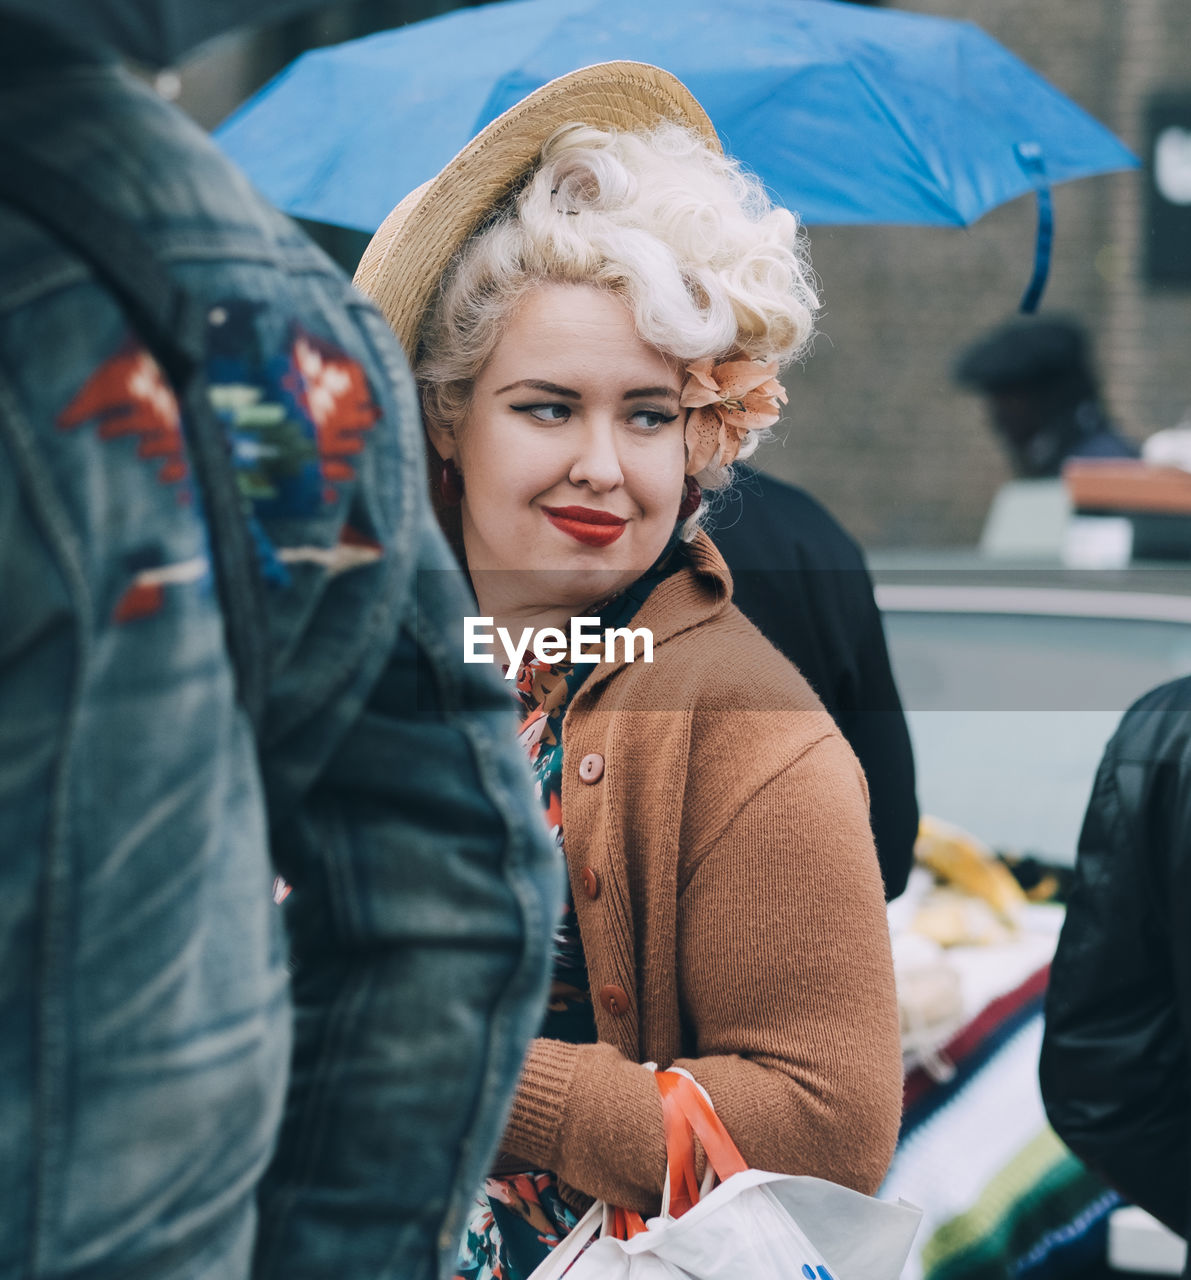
542;506;628;548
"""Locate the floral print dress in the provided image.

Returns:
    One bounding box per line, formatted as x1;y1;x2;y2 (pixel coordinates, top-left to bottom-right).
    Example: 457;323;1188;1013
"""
452;653;593;1280
453;552;679;1280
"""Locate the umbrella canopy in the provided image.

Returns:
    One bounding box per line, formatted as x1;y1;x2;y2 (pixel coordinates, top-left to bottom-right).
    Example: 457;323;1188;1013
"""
216;0;1136;234
0;0;328;67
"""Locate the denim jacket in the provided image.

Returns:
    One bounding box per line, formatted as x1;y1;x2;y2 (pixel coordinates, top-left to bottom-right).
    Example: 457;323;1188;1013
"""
0;28;558;1280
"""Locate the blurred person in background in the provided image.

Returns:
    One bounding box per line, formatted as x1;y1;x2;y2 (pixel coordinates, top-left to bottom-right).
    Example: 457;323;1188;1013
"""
1040;674;1191;1269
0;14;557;1279
711;468;918;900
953;314;1139;479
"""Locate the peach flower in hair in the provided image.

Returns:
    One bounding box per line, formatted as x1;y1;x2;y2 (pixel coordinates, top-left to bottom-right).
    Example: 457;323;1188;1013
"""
680;355;787;474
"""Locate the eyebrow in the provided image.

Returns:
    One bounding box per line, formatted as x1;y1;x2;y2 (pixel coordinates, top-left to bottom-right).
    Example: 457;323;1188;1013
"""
495;379;580;398
494;379;680;401
623;386;679;400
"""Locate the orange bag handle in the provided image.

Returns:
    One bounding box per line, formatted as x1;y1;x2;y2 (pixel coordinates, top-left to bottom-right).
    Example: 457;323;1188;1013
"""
656;1069;749;1184
605;1068;750;1232
606;1205;649;1240
659;1067;701;1217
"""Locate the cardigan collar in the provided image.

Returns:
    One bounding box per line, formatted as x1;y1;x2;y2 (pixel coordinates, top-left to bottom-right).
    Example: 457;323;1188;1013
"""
571;529;733;706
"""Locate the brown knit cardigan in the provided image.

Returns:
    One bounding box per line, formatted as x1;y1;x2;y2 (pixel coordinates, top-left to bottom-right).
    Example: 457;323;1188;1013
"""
500;531;904;1213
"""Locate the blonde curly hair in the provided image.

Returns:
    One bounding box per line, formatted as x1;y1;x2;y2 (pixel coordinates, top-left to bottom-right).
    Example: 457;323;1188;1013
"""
416;121;819;527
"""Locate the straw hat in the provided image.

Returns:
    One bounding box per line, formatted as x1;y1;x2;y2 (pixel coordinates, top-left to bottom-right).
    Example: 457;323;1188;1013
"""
353;61;719;360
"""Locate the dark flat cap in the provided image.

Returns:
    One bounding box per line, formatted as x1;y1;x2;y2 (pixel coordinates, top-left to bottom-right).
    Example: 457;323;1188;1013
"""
953;315;1094;392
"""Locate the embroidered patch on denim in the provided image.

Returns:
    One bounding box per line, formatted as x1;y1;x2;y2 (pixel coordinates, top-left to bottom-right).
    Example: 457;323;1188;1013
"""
206;304;383;585
208;304;381;518
57;341;189;491
286;326;381;501
111;554;210;623
276;524;383;576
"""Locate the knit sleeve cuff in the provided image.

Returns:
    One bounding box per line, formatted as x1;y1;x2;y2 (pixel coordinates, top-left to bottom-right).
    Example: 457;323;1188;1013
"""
501;1037;580;1169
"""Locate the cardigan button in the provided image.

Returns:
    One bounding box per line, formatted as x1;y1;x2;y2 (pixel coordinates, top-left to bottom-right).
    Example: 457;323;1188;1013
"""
599;984;631;1017
578;753;605;783
580;866;600;900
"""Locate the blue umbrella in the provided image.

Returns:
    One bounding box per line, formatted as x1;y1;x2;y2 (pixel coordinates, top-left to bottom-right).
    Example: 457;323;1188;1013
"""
216;0;1137;309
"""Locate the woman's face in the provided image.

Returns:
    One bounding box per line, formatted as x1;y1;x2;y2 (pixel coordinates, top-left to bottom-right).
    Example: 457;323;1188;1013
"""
433;282;687;618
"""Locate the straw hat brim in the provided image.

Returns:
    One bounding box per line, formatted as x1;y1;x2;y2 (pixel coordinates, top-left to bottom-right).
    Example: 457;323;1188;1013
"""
353;61;720;360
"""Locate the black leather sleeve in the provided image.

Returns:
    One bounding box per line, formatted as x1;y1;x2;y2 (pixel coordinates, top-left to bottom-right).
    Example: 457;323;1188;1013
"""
1040;713;1191;1236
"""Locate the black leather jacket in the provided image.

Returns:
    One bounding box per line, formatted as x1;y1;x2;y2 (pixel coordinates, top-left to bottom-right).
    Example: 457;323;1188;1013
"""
1040;675;1191;1260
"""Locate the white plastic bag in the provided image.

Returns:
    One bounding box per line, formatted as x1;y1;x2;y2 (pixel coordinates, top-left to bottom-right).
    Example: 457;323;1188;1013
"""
529;1068;920;1280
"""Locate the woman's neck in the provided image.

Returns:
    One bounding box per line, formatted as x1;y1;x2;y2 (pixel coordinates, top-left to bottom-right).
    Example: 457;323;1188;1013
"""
469;570;614;644
487;604;576;643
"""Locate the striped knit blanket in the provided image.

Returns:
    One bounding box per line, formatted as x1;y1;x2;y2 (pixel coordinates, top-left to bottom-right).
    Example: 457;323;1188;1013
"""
880;965;1120;1280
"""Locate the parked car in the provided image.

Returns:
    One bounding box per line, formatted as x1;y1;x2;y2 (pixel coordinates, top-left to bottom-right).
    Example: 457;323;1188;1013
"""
872;558;1191;863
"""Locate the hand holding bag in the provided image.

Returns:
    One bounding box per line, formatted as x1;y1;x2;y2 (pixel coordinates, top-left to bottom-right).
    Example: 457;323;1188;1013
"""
529;1068;921;1280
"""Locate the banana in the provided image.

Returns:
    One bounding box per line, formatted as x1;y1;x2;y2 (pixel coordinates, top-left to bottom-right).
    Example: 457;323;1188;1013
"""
914;814;1027;924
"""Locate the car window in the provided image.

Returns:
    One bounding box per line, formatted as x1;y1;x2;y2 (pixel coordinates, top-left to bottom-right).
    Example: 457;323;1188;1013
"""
882;609;1191;863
